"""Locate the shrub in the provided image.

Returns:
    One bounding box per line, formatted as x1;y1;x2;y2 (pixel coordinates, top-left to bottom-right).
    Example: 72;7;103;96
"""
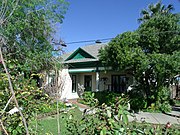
78;92;98;107
79;91;124;106
155;87;172;112
94;91;121;105
128;87;147;111
66;96;180;135
66;96;130;135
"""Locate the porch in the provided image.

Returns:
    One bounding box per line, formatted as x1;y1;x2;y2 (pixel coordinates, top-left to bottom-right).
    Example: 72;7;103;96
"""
69;68;134;93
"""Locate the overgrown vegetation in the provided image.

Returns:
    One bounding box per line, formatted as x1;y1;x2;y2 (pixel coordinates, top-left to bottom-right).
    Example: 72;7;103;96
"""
79;91;122;106
99;1;180;112
78;92;99;107
0;0;68;134
67;97;180;135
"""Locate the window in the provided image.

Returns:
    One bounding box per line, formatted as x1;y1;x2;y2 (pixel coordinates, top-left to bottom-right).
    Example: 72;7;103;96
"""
84;75;92;91
112;75;126;93
72;75;76;93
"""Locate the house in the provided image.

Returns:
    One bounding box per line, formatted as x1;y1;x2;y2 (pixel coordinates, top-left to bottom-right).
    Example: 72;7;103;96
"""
59;43;134;99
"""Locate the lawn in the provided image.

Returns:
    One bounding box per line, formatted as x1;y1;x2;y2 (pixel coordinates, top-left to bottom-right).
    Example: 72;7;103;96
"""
30;107;82;135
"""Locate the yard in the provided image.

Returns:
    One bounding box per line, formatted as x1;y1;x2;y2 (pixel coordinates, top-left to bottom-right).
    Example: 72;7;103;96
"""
28;93;180;135
30;107;82;135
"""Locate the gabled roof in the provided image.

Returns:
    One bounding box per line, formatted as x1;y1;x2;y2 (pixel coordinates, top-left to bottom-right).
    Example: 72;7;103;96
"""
62;43;107;64
65;47;95;61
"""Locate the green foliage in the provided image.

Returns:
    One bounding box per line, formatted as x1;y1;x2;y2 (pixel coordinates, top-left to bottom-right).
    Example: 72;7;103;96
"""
79;91;127;107
0;0;69;134
0;72;51;134
78;92;98;107
94;91;120;105
99;2;180;111
1;0;68;72
155;87;172;112
38;101;66;115
66;98;180;135
174;99;180;106
67;96;130;135
128;86;147;111
138;1;174;22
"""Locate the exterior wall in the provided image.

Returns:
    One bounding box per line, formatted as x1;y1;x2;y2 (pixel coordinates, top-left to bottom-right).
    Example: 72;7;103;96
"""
59;69;134;100
59;69;79;100
71;72;96;92
70;70;134;93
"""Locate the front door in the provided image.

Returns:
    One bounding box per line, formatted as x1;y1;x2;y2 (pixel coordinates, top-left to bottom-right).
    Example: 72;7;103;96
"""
84;75;92;91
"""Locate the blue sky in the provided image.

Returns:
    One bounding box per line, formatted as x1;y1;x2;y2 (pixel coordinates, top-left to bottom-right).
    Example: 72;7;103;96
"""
55;0;180;52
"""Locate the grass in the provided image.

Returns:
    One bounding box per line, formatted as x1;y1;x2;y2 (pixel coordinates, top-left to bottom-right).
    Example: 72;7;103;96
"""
30;107;82;135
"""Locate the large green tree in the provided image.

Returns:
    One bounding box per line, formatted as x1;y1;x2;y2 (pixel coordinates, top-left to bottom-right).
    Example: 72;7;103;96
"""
0;0;68;73
138;1;174;22
0;0;68;134
99;2;180;111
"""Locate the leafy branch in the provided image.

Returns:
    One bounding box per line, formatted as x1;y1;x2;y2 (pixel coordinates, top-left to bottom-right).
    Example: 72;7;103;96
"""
0;46;29;135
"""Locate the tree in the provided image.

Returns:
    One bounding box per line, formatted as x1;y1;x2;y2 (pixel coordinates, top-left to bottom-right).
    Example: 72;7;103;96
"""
138;1;174;22
99;2;180;111
0;0;68;73
0;0;68;134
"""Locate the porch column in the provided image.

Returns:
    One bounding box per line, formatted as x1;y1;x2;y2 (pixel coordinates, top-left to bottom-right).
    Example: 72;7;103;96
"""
96;71;99;91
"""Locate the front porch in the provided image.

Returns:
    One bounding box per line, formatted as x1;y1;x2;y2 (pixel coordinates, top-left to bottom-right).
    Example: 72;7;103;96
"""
69;68;134;93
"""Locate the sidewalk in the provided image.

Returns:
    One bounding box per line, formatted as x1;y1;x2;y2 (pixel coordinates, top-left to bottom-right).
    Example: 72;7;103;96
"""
128;112;180;124
69;99;180;125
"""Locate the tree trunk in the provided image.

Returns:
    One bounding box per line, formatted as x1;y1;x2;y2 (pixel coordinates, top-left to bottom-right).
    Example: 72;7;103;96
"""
145;73;151;107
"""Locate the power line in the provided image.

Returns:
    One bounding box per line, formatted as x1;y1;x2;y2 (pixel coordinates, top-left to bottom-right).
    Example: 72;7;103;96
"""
54;30;179;46
64;38;113;45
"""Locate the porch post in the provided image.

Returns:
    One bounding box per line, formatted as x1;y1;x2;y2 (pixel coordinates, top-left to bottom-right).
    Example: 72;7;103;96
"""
96;71;99;91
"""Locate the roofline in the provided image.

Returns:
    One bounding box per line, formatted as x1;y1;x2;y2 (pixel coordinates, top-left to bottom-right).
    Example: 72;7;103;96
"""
65;47;96;61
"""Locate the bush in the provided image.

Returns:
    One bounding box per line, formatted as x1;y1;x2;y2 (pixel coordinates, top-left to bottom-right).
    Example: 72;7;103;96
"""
155;87;172;112
67;96;130;135
66;97;180;135
79;91;130;109
79;91;125;106
94;91;121;105
78;92;98;107
128;87;147;111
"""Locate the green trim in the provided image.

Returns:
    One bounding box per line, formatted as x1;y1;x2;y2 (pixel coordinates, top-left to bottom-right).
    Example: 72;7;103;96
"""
65;48;96;61
69;61;98;68
69;70;96;73
69;68;96;73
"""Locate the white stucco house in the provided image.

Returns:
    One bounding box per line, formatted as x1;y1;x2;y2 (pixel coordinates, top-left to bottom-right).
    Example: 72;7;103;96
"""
58;43;134;100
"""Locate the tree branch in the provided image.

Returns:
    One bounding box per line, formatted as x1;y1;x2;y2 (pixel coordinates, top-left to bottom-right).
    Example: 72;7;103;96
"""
1;0;19;25
0;119;9;135
0;47;29;135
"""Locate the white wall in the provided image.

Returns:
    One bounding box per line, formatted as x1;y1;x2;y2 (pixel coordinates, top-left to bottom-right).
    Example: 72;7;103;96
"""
59;69;133;99
59;69;79;100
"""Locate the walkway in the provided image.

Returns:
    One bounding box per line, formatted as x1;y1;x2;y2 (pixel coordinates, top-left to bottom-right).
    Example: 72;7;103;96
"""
128;112;180;124
68;99;180;125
